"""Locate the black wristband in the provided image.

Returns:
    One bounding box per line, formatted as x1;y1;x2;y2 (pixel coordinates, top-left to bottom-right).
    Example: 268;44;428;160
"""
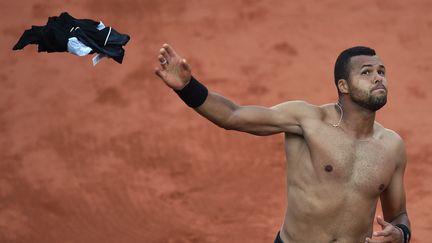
395;224;411;243
174;76;208;108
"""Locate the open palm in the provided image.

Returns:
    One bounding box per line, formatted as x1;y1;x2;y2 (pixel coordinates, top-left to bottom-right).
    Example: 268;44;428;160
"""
155;44;192;90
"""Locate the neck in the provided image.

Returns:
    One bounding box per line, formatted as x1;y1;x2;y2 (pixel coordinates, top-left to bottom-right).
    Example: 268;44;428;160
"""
337;96;376;139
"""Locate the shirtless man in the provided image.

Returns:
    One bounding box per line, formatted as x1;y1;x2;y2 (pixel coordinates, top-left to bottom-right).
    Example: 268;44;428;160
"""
154;45;411;243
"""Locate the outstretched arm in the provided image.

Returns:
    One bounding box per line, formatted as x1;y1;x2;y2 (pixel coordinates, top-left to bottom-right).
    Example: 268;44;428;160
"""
155;44;318;136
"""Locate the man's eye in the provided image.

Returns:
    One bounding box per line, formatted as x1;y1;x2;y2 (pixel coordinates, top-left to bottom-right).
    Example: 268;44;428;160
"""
378;70;385;76
361;70;370;75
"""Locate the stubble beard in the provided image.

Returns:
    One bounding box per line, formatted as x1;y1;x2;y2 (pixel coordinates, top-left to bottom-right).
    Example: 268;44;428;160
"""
350;86;387;111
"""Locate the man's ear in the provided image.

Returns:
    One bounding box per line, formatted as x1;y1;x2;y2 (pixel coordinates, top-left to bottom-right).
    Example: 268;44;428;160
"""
337;79;349;94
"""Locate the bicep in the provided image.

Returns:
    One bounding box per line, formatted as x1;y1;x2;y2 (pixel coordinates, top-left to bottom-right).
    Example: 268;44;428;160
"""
227;100;316;136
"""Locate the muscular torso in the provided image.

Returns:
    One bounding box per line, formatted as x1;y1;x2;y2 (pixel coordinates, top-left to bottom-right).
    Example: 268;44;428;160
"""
280;105;398;243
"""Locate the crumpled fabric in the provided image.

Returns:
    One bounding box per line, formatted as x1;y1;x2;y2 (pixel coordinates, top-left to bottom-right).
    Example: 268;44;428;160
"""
13;12;130;65
68;37;93;56
67;21;105;57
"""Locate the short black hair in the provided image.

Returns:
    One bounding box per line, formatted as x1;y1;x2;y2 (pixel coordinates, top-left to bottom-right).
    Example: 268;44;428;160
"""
334;46;376;93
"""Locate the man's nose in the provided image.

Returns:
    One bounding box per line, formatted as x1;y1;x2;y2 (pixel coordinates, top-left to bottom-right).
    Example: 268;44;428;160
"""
373;73;384;84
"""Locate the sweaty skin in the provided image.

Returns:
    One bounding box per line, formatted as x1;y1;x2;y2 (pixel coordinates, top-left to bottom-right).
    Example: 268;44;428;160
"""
155;45;410;243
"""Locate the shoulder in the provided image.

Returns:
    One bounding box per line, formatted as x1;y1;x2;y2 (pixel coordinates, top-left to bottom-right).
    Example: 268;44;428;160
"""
376;123;404;146
376;124;407;164
271;100;325;120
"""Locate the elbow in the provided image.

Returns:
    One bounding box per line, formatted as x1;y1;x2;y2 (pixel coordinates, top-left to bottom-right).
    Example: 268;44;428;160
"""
219;113;241;131
213;121;231;130
201;114;237;130
220;124;233;130
219;120;236;131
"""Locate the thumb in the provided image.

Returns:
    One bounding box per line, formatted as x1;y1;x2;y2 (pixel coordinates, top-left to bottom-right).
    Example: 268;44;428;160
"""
376;215;390;229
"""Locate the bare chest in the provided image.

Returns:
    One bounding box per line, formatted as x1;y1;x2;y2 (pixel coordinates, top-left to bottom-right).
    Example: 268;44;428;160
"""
303;126;396;195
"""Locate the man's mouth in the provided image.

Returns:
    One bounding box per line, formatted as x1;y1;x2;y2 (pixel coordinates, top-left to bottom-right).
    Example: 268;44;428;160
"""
371;84;387;92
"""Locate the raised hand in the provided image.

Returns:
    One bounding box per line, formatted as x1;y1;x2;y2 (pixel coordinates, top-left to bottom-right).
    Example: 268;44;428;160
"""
155;44;192;91
365;216;403;243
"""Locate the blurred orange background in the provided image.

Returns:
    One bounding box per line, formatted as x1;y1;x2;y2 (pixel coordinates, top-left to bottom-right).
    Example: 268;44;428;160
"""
0;0;431;242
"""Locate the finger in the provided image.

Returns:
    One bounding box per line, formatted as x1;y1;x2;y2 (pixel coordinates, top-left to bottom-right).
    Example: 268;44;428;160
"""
158;55;168;69
162;43;176;57
159;48;170;62
371;235;394;243
365;237;386;243
373;228;392;237
376;215;390;228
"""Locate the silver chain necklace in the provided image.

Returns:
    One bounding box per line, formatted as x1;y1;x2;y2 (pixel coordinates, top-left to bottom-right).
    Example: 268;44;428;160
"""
332;102;343;127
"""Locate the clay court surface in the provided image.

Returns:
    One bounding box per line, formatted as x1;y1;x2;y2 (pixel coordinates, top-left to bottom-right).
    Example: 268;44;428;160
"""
1;0;431;242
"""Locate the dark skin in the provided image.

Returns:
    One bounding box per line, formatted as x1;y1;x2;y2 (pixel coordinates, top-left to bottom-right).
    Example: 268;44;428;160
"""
339;56;411;243
155;44;411;243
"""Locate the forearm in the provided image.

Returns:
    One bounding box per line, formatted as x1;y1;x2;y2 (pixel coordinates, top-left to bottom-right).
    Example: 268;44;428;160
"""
174;76;298;135
195;92;241;129
174;76;241;129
